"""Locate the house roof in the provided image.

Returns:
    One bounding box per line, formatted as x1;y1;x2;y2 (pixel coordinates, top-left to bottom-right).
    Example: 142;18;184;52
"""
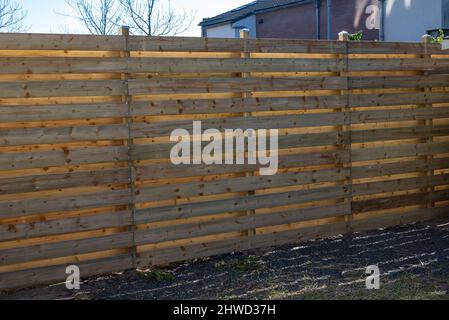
199;0;308;27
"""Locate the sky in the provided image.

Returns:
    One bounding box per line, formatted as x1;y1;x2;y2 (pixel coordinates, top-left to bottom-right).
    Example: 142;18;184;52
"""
20;0;250;36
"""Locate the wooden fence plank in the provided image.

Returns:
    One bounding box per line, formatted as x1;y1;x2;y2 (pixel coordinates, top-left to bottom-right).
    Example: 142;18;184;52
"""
132;131;346;161
0;210;132;242
352;157;449;179
0;168;130;195
131;113;348;138
0;124;129;146
350;75;449;90
348;41;442;55
128;77;347;95
0;232;133;265
135;185;349;224
352;125;449;143
0;58;126;74
135;150;349;180
353;189;449;214
351;107;449;125
0;103;128;123
349;92;449;108
0;254;133;291
136;168;349;202
0;146;129;170
130;95;347;116
128;58;344;73
127;37;346;53
135;203;350;245
0;33;126;51
0;189;131;219
353;173;449;197
348;58;449;72
352;142;449;162
0;57;345;74
0;80;126;98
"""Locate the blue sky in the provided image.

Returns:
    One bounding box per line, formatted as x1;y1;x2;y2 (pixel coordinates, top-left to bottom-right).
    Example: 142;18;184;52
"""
21;0;250;36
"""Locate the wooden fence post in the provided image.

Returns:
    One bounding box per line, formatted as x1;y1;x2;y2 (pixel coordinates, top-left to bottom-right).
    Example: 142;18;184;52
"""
240;29;256;238
421;34;435;209
119;25;137;269
338;31;353;233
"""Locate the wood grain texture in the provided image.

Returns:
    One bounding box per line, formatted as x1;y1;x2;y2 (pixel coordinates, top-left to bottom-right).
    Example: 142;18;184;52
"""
1;34;449;292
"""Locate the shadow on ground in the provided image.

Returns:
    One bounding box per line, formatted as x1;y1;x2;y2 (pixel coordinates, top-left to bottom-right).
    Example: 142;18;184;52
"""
2;220;449;300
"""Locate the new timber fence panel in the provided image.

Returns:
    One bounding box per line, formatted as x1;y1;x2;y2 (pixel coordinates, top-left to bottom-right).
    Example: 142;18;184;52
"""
0;33;448;290
0;32;134;291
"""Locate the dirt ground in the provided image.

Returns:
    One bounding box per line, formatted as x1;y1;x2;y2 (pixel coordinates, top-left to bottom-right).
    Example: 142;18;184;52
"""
2;219;449;300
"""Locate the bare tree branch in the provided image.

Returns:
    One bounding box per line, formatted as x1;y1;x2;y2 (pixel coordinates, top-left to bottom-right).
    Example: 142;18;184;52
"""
0;0;28;32
61;0;123;35
119;0;195;36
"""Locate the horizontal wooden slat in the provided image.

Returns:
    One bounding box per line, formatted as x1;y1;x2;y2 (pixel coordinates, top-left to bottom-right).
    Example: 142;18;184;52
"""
349;92;449;108
0;232;133;265
0;168;130;195
128;58;344;73
0;189;131;219
135;185;348;224
0;58;126;74
135;203;350;245
351;125;449;143
131;113;348;138
0;80;126;98
136;150;349;180
128;77;347;95
348;41;442;55
349;75;449;90
353;189;449;214
352;206;449;233
133;131;346;160
353;173;449;197
0;103;128;123
0;254;133;291
0;124;129;146
136;168;349;202
352;157;449;179
0;57;344;74
128;37;346;54
352;142;449;162
0;33;125;51
0;210;132;242
130;95;347;116
349;58;449;72
0;146;129;170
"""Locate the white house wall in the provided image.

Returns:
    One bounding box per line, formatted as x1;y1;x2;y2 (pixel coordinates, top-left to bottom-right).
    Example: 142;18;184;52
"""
384;0;442;42
206;23;236;38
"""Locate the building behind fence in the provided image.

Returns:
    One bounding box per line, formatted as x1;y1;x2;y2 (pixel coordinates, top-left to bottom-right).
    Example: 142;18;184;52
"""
0;31;449;290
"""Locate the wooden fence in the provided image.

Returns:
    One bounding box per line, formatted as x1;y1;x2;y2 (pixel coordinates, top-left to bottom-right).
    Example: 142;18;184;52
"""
1;31;449;290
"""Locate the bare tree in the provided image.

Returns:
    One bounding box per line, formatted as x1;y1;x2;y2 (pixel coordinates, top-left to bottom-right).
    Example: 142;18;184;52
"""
119;0;195;36
62;0;122;35
0;0;27;32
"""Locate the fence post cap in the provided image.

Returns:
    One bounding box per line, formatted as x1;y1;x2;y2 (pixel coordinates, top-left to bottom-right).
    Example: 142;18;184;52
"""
421;34;433;43
119;25;130;36
338;31;349;41
239;28;250;38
